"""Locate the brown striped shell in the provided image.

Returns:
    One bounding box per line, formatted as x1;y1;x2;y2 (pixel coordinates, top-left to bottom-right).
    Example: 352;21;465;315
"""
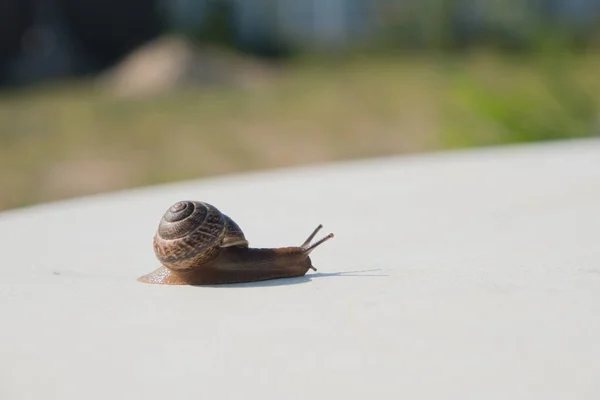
153;201;248;271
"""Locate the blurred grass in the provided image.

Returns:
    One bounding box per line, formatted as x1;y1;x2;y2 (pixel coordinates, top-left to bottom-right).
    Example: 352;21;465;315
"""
0;51;599;211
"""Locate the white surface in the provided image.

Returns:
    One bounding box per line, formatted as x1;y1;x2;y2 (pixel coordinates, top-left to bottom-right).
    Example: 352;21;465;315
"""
1;139;600;399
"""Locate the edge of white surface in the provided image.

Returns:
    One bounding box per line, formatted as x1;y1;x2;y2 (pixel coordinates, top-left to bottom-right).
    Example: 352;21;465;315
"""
1;137;598;219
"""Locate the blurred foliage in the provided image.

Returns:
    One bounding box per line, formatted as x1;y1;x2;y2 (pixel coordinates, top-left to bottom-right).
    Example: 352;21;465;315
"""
362;0;600;52
170;0;600;54
186;0;236;47
1;0;600;210
442;50;599;147
1;51;598;211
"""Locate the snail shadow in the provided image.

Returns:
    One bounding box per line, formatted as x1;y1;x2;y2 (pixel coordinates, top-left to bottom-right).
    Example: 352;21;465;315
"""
198;269;387;289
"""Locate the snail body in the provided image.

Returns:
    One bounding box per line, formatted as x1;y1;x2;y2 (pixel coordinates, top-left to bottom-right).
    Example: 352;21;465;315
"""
138;201;334;285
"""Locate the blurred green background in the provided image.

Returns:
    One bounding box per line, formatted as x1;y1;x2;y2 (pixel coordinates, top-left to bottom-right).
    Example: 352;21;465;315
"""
1;0;599;211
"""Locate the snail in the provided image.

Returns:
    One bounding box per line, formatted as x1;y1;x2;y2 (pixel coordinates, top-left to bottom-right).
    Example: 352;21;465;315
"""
138;200;334;285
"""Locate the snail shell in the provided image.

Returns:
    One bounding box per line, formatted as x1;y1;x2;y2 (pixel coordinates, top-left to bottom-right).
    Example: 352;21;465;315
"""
153;201;248;271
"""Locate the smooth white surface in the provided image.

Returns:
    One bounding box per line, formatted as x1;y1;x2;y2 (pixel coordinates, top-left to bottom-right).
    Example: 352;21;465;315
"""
1;139;600;400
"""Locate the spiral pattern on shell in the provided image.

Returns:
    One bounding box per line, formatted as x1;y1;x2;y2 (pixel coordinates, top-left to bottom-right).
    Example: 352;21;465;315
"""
153;201;247;271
